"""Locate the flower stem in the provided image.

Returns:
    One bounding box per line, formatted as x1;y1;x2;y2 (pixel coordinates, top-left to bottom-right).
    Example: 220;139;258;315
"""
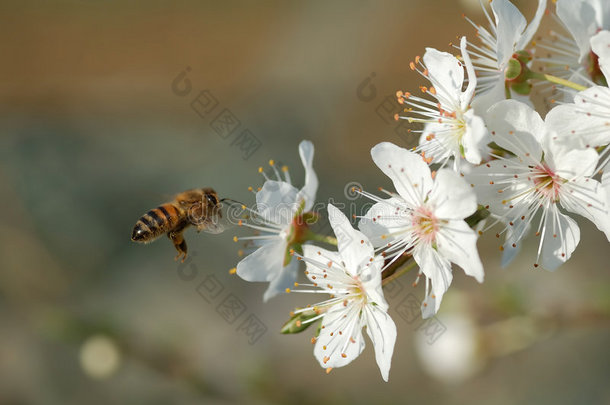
306;232;338;246
527;71;587;92
382;259;418;286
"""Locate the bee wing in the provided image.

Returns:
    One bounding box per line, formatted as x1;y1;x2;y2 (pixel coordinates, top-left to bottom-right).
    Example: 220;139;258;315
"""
188;199;242;234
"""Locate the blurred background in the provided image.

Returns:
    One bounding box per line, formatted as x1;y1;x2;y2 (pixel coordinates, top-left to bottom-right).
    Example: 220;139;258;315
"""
1;1;610;404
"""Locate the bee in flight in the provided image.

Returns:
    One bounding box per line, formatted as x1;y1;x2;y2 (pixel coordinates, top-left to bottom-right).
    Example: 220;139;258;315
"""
131;188;228;262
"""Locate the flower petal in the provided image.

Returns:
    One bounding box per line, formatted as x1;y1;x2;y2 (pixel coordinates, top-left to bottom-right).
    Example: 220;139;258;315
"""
428;169;477;220
302;244;350;287
364;304;397;382
313;303;366;370
545;97;610;150
328;204;375;275
557;0;599;62
297;140;318;211
501;216;530;268
462;110;488;165
359;256;388;311
359;198;411;247
370;142;433;206
236;238;286;283
492;0;527;67
460;36;477;105
422;47;463;110
419;122;456;164
437;220;484;283
256;180;299;225
471;75;506;116
603;170;610;234
539;206;580;271
263;259;298;302
421;291;444;320
465;158;522;217
545;141;599;178
413;245;453;314
560;177;610;241
486;100;545;161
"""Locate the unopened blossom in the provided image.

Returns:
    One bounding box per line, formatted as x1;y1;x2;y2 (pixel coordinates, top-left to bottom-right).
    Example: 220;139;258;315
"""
468;100;610;270
397;37;489;168
464;0;546;111
291;204;396;381
235;140;318;301
359;142;484;318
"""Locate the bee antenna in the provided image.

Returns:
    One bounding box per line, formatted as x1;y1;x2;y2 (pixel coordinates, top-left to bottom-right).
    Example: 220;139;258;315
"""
220;198;246;205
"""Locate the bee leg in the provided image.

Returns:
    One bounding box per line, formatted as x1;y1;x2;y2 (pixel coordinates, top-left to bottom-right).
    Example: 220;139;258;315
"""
168;231;188;263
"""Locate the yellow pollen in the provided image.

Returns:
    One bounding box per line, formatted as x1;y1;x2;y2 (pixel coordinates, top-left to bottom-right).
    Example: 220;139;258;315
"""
229;267;237;275
326;367;332;374
269;159;275;166
282;165;289;172
233;236;238;242
258;167;263;173
285;288;291;293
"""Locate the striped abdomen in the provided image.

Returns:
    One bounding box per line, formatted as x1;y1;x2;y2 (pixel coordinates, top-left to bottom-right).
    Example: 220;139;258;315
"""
131;203;185;242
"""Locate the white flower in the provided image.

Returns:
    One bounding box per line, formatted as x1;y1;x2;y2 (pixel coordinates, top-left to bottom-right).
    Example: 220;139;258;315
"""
398;37;489;168
535;1;610;90
291;204;396;381
464;0;546;111
468;100;610;270
544;30;610;170
359;142;484;318
235;140;318;301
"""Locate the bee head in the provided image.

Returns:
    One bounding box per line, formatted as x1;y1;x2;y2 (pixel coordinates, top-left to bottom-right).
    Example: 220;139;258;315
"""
205;192;219;206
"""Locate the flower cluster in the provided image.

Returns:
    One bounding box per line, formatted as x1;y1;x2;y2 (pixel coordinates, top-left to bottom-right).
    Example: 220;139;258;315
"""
225;0;610;382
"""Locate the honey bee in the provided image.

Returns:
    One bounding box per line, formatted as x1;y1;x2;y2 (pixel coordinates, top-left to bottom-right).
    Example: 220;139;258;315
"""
131;188;225;262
